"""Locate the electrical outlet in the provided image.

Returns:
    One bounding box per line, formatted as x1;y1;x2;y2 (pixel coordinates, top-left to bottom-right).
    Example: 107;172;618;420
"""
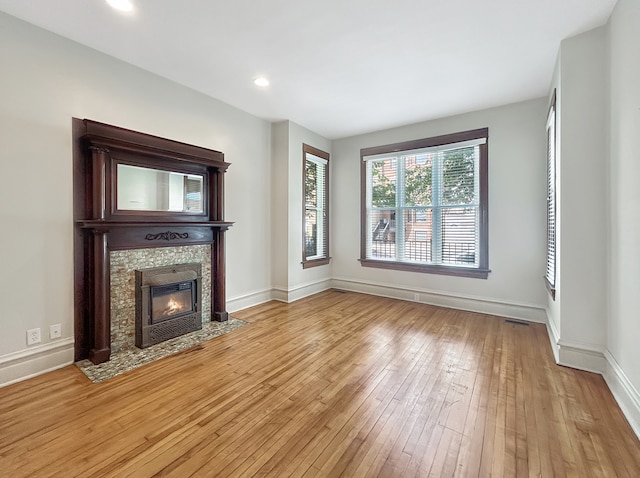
50;324;62;339
413;293;420;302
27;328;41;346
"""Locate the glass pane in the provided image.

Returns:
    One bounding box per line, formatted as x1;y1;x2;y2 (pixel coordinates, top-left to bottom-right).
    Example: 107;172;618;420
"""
371;160;396;207
151;288;193;322
441;207;478;265
305;209;318;257
404;155;432;206
117;164;204;213
184;176;203;212
305;160;318;207
403;208;432;263
369;209;396;260
442;147;476;206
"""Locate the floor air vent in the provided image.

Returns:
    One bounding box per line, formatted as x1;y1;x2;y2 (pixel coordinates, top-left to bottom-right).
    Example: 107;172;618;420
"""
504;319;529;326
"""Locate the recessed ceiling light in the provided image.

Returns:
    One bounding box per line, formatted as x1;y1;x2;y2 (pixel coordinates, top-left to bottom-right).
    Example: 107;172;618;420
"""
254;77;270;87
106;0;134;13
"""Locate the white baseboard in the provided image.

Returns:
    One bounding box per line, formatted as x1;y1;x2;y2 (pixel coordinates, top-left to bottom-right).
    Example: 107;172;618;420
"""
545;314;561;363
330;277;547;323
544;310;606;374
603;350;640;439
555;340;606;374
0;338;74;388
545;312;639;440
270;279;332;304
286;279;332;302
227;279;332;311
227;288;274;313
231;278;546;322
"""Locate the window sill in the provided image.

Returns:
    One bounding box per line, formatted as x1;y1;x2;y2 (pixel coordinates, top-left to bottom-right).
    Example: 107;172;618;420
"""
359;259;490;279
302;257;331;269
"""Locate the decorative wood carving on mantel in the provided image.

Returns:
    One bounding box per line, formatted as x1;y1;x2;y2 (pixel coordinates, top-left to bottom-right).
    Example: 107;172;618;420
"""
145;231;190;241
73;119;233;364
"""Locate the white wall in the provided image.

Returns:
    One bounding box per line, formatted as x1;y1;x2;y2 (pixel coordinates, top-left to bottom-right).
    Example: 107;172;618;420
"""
0;12;272;384
605;0;640;435
549;27;608;371
331;99;548;321
271;121;332;302
271;122;290;294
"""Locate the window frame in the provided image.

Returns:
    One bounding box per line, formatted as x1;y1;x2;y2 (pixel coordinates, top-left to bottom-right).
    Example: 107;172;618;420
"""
302;143;330;269
545;91;557;299
360;128;489;279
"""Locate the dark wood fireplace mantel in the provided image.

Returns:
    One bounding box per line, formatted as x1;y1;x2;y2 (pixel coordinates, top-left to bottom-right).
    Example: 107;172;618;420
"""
73;119;233;364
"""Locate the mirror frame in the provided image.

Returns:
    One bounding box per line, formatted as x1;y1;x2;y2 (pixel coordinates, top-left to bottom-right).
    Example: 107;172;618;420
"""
75;123;230;224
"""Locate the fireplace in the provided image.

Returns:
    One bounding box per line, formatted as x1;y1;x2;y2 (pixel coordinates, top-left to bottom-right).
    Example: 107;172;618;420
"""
74;119;233;364
135;263;202;348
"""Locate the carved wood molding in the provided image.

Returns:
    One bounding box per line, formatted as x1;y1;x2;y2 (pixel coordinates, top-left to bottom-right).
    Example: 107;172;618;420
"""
145;231;190;241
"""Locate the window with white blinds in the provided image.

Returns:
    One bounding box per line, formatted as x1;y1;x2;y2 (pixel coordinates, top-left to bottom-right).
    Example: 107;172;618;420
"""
545;92;557;298
302;144;330;268
360;128;489;278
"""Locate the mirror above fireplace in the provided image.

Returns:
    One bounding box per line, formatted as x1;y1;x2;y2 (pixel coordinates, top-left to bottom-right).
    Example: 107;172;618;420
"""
117;164;204;213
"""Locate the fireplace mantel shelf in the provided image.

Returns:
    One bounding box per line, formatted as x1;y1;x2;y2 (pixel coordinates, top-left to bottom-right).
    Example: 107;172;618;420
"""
77;220;233;251
77;220;234;229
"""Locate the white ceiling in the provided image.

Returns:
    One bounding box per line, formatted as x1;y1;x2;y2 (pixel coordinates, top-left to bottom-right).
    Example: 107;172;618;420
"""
0;0;616;139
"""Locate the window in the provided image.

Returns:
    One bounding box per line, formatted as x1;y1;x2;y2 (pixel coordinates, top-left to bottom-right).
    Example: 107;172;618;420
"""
360;128;489;278
545;92;557;298
302;144;330;268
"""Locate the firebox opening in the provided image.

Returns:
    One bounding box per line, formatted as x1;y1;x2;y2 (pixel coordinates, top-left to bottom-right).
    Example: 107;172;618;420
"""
151;281;196;323
135;263;203;349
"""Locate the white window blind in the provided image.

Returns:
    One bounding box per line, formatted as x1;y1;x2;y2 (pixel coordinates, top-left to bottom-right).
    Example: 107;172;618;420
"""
545;96;557;295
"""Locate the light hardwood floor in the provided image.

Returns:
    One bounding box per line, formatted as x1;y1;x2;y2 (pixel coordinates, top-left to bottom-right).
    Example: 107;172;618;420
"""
1;290;639;477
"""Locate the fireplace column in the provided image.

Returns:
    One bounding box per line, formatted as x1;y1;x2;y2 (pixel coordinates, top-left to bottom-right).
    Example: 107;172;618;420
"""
211;167;229;322
213;227;228;322
88;145;111;364
90;229;111;364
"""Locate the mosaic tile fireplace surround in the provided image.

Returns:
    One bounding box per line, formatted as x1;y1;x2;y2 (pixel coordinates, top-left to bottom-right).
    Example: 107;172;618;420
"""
110;245;211;354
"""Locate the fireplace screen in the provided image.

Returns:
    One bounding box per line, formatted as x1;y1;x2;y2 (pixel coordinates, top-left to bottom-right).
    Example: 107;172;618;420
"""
135;263;202;348
151;281;195;323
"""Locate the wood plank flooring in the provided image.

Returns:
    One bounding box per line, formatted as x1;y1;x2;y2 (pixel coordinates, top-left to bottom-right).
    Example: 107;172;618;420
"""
1;290;639;477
